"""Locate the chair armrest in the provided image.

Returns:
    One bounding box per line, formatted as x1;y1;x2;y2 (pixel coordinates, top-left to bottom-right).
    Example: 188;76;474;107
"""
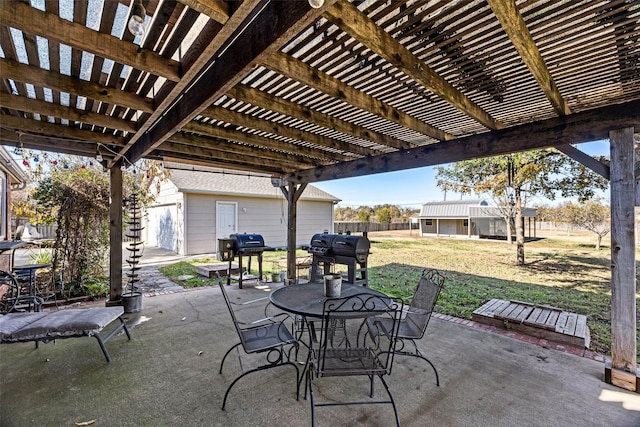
237;311;292;326
229;296;269;306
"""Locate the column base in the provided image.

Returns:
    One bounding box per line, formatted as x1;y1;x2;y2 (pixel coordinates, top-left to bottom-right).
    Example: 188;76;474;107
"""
605;362;640;393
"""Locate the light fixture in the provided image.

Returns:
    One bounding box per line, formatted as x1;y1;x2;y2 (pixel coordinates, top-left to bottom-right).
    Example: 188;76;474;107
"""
308;0;324;8
128;0;146;37
96;145;103;162
14;133;24;155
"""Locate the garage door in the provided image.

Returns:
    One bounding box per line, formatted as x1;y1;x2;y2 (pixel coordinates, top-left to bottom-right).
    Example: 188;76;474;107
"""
146;205;177;251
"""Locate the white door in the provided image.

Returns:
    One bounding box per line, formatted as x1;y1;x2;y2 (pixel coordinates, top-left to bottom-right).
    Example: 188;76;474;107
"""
216;202;237;239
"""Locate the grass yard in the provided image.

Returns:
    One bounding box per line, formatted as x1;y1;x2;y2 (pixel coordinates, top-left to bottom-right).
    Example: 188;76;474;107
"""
159;229;639;359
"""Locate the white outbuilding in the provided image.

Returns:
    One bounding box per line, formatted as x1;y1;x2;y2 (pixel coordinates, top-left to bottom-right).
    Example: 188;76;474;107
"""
144;166;340;255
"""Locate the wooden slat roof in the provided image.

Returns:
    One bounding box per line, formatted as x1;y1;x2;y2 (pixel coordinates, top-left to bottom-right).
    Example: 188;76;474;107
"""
0;0;638;184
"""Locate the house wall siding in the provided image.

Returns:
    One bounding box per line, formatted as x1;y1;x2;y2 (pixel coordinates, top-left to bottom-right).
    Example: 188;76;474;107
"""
186;193;217;254
149;192;333;255
234;197;333;249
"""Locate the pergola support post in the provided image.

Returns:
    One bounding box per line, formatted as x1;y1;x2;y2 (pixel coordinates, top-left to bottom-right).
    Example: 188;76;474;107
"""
280;182;307;284
606;127;638;392
107;164;123;306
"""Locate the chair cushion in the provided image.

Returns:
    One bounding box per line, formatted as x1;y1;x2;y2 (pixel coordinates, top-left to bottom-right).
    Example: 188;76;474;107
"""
1;307;124;342
0;312;48;341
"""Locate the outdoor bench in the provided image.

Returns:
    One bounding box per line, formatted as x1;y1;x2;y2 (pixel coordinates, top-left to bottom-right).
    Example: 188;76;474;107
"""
0;306;131;362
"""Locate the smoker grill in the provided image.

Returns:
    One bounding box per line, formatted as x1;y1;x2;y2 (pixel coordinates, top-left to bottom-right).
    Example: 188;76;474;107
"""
231;233;266;254
308;232;370;286
219;233;270;289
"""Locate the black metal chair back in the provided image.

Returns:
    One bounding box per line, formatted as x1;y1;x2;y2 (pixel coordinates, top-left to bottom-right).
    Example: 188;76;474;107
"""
218;282;299;410
392;269;444;386
307;293;402;427
403;269;444;340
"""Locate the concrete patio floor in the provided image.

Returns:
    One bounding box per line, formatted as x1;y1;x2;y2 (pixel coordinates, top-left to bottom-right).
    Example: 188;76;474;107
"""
2;279;639;427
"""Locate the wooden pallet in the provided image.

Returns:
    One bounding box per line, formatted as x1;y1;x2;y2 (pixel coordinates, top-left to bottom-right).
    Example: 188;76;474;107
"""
195;264;244;278
472;299;590;348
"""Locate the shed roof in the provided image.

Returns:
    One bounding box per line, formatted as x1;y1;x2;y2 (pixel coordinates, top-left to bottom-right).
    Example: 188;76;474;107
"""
469;206;536;218
419;199;536;218
166;167;340;202
419;199;487;218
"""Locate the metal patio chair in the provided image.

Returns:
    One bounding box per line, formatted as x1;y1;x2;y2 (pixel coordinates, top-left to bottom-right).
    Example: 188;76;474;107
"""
367;269;444;386
0;270;43;314
306;293;402;427
218;281;299;410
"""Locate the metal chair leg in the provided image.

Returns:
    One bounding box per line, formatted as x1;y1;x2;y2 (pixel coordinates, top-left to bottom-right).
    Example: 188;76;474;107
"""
219;342;241;374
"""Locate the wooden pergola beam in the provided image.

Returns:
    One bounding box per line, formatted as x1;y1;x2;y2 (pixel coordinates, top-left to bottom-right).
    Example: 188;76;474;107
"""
227;84;410;151
0;129;114;158
0;1;180;82
487;0;571;116
201;105;377;157
284;99;640;183
0;115;127;146
0;59;154;114
158;155;286;176
0;93;137;133
263;52;453;142
324;0;502;130
158;140;308;171
178;0;229;24
182;121;350;161
124;0;337;165
165;133;328;168
556;144;610;180
111;0;261;166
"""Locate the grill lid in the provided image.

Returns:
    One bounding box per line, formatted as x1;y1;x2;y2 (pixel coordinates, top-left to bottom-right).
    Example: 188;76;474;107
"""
230;233;266;251
308;233;370;262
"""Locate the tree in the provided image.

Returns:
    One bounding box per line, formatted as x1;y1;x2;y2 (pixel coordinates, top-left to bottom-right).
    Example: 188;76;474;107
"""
376;206;392;223
563;199;610;250
14;150;167;296
356;207;371;222
436;149;609;265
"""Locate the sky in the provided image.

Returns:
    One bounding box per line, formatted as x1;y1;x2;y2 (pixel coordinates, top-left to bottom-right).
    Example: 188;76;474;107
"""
313;140;611;208
5;139;610;209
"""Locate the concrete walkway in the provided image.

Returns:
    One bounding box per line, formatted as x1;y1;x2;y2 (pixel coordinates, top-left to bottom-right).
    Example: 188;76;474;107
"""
3;247;639;426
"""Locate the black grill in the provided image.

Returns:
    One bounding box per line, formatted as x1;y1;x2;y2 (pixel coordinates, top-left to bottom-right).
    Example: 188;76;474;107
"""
307;233;370;286
219;233;271;289
231;233;267;254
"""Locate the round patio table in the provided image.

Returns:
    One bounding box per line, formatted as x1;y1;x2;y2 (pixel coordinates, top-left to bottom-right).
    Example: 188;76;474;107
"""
269;282;390;318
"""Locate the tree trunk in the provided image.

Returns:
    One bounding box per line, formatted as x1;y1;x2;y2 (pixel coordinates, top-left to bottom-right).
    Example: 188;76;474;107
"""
515;188;525;265
596;234;602;250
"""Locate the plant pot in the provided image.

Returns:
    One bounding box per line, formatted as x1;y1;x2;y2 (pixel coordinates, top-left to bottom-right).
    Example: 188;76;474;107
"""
122;292;143;313
323;274;342;298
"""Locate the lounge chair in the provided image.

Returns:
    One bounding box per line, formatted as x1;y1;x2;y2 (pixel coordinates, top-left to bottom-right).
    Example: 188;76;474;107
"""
0;306;131;362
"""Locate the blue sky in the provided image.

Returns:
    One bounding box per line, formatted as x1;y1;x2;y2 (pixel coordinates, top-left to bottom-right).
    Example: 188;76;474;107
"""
5;139;610;208
314;140;611;208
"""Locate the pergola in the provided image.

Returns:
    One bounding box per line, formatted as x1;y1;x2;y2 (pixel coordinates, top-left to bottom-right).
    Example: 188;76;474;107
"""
0;0;638;391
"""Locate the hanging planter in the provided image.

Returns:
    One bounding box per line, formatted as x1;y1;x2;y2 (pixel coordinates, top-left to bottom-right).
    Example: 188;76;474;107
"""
123;193;144;313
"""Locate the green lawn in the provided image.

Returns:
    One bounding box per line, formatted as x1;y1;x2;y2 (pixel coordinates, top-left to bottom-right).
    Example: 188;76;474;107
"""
159;230;639;359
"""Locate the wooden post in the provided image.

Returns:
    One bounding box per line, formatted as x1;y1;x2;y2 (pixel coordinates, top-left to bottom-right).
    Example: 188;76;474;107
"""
107;164;123;305
606;127;638;392
280;182;307;284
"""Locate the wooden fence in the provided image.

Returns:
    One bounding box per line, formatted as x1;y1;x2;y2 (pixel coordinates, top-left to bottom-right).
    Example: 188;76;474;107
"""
334;222;418;234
